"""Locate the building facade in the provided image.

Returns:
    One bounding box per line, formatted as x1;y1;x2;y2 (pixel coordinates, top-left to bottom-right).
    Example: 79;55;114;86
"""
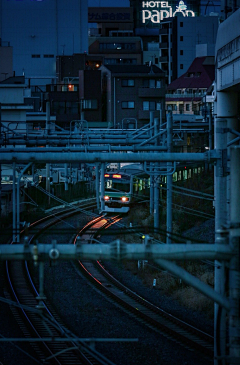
100;64;166;128
0;0;88;87
166;56;215;117
159;15;219;84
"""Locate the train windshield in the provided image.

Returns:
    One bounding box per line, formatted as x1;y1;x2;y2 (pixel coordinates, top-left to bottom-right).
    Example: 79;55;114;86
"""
105;177;130;193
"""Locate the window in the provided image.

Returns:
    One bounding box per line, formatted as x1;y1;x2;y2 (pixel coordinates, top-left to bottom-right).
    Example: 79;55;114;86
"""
143;79;161;88
180;36;183;41
105;58;137;65
122;79;135;87
122;101;135;109
32;54;40;58
44;54;54;58
167;104;177;111
149;79;155;88
143;101;149;111
186;103;190;111
180;64;183;69
180;50;183;55
143;101;157;111
180;22;183;27
183;170;187;180
83;100;98;110
99;43;136;51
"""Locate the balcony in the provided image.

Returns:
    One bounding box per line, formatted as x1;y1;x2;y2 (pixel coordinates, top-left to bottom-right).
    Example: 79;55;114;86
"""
159;28;169;35
138;87;165;98
159;56;168;63
166;92;205;99
159;42;168;48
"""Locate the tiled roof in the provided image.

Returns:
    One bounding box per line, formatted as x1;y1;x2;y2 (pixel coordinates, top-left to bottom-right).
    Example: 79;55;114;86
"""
167;57;215;90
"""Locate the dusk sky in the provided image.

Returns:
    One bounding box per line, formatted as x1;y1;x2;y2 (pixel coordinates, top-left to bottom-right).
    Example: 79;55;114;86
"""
89;0;130;6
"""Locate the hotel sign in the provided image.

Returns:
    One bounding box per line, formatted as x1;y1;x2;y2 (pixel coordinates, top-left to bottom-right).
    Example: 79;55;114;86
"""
142;1;195;23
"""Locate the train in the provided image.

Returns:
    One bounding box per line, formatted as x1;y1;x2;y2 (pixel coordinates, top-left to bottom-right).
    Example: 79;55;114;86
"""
100;162;207;213
100;164;150;213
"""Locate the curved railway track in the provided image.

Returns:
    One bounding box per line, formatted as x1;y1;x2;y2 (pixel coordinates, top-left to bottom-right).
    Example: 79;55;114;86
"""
75;217;214;360
3;200;214;364
5;198;116;365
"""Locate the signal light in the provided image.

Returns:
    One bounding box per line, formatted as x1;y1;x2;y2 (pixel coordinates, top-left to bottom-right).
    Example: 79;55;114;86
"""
113;174;121;179
104;174;110;177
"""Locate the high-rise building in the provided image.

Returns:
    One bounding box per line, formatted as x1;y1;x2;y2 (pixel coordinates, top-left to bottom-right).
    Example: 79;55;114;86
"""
129;0;221;29
159;15;219;83
0;0;88;87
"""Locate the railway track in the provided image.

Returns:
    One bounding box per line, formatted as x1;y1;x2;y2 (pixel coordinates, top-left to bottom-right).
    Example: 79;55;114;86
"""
4;198;116;365
76;216;214;360
3;201;214;364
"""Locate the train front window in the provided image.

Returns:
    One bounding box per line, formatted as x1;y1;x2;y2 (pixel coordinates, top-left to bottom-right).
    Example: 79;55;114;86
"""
105;178;130;192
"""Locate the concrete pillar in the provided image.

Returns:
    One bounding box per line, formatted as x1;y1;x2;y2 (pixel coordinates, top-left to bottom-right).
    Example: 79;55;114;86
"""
217;91;239;223
214;90;236;365
229;147;240;365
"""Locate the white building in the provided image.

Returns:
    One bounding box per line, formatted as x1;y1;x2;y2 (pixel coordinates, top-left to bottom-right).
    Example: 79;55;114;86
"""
0;0;88;87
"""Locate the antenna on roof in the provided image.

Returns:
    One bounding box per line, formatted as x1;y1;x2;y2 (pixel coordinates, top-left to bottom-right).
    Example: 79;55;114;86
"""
148;61;155;75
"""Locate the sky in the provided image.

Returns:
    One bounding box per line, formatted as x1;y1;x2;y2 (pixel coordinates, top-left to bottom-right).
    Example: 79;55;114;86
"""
88;0;130;6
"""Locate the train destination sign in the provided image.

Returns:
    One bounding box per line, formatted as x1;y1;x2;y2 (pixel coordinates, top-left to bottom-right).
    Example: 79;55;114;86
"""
142;1;196;23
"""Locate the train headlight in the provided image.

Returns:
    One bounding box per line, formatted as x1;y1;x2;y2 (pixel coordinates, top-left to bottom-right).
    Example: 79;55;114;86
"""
121;196;129;202
104;195;110;201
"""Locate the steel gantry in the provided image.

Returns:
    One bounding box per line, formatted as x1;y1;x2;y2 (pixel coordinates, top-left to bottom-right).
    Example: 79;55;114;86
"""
0;126;239;365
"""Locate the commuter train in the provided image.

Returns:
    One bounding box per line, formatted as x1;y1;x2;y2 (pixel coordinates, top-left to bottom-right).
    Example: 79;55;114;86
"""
100;162;206;213
101;164;150;213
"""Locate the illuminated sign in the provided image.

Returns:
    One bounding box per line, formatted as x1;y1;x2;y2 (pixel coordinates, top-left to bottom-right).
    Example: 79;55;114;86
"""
142;1;195;24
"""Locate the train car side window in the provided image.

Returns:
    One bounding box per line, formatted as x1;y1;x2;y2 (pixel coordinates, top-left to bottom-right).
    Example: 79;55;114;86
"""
173;172;177;182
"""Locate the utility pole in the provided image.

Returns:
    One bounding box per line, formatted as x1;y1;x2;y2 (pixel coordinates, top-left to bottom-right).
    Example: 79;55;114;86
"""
154;117;160;231
46;101;51;205
166;112;173;243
